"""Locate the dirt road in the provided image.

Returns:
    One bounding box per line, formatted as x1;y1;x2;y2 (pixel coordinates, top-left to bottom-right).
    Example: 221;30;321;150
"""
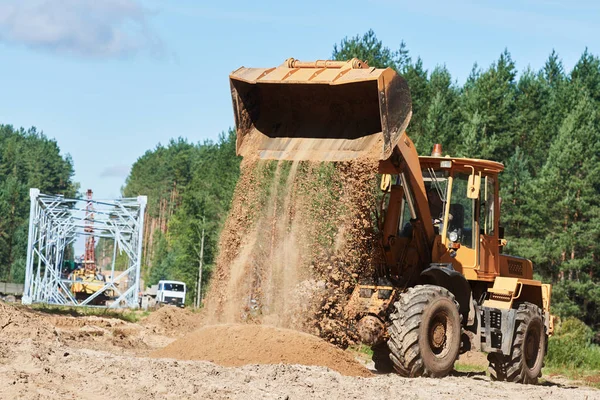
1;303;597;400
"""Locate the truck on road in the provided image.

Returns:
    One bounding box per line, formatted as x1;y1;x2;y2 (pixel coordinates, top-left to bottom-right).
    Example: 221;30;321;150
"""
156;280;186;307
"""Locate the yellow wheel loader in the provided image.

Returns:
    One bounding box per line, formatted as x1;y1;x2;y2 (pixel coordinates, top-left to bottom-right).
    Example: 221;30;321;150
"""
229;58;554;384
69;267;113;305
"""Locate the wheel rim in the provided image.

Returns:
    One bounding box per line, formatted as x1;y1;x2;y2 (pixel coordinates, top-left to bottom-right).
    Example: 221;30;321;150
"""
428;311;453;357
524;323;541;369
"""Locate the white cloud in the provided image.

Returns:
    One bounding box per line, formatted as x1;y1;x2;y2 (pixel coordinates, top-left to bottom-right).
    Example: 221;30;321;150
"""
0;0;162;57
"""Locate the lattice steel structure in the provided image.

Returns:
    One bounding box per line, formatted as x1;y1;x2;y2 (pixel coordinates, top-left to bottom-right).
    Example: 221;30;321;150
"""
22;188;147;308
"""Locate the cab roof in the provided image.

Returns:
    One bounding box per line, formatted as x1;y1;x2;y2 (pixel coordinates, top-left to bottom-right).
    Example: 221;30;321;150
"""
419;156;504;173
158;280;186;285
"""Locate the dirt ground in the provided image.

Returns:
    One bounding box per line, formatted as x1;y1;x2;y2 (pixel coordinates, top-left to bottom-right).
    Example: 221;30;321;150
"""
1;303;598;400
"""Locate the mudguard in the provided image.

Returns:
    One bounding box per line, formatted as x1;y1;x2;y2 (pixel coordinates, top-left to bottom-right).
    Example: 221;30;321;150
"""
419;263;471;322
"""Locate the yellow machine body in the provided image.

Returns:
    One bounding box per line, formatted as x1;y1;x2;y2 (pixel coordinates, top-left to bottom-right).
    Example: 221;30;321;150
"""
70;269;112;297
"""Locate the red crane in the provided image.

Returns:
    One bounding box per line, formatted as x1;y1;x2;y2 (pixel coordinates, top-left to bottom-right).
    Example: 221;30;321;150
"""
84;189;96;273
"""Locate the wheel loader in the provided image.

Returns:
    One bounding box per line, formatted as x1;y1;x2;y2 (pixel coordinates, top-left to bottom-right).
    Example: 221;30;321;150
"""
229;58;554;384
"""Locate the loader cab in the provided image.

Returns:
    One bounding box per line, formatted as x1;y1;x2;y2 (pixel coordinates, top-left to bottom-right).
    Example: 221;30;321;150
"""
419;155;503;281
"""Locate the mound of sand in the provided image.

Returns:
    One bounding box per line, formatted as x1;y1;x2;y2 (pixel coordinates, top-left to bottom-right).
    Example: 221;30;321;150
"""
0;303;57;342
141;306;203;337
151;323;371;377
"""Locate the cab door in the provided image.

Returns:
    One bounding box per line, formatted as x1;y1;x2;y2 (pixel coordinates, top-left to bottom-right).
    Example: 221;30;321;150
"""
441;173;478;273
478;175;499;277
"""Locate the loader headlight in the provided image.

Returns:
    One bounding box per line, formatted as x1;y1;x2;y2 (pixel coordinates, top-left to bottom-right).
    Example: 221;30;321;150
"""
448;231;458;243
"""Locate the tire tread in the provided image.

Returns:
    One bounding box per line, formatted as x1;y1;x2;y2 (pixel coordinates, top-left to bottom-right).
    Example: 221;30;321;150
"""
387;284;460;377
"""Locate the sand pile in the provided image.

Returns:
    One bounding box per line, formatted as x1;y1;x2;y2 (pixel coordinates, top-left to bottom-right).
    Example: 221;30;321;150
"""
142;305;203;337
0;303;58;342
0;303;166;356
151;323;371;377
1;304;597;398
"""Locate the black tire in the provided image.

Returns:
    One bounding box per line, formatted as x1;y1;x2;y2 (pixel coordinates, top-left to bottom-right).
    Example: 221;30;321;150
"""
488;303;546;384
387;285;462;377
371;342;394;373
487;352;507;381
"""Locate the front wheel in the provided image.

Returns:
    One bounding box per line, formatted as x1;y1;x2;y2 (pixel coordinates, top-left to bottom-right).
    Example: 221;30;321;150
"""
387;285;462;377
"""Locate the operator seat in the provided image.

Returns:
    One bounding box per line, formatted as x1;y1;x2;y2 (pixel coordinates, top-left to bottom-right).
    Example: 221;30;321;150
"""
449;203;464;231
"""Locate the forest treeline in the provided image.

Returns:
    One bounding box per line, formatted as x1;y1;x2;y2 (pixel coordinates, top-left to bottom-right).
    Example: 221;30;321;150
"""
333;30;600;331
121;131;240;300
2;30;599;335
0;125;78;283
123;31;600;333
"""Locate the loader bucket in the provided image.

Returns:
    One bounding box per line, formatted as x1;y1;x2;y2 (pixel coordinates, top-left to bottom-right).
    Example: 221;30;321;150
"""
229;58;412;161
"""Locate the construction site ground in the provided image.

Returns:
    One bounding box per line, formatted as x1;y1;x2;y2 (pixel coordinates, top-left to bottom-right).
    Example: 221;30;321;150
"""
1;302;597;400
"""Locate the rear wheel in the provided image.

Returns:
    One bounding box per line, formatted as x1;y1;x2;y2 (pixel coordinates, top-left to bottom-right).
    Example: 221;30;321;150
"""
387;285;462;377
488;302;545;384
487;352;507;381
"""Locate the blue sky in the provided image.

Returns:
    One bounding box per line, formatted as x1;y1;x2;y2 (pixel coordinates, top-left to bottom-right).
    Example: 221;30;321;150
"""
0;0;598;199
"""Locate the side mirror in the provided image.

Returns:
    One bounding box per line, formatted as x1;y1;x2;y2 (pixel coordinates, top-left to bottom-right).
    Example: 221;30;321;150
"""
467;173;481;199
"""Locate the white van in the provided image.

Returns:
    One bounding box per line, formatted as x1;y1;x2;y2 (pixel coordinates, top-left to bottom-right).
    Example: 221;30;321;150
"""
156;280;186;307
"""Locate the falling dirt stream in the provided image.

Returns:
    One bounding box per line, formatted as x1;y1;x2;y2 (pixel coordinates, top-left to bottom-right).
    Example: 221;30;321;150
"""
205;156;383;346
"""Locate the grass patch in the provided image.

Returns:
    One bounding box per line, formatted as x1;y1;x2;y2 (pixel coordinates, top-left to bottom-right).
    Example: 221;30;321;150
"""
348;344;374;357
31;304;147;323
454;362;486;373
544;367;600;389
346;344;374;363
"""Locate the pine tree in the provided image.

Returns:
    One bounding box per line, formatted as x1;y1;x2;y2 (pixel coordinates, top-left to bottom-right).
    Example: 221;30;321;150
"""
534;91;600;324
416;65;460;154
571;48;600;102
403;57;430;144
332;29;410;70
458;50;517;161
0;124;76;281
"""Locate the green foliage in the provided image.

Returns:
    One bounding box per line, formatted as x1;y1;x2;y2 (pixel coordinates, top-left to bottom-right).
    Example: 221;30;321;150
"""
458;49;517;161
115;30;600;329
122;129;241;305
547;318;600;370
453;363;486;373
332;29;409;70
32;304;146;323
0;125;77;282
346;343;373;358
332;30;600;334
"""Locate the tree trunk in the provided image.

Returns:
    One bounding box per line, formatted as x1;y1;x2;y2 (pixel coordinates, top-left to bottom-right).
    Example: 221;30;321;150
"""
195;225;205;308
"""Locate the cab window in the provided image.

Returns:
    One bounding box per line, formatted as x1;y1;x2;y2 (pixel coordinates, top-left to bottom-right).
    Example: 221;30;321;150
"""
479;176;495;236
449;173;475;249
397;197;413;237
